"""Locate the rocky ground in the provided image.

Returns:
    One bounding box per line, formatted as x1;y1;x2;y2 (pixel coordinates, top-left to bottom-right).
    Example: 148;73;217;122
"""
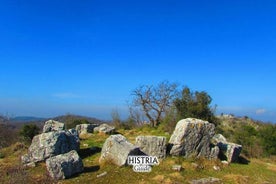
0;119;276;184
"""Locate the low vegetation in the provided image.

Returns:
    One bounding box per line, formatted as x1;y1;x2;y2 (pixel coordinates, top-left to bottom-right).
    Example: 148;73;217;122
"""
1;118;276;184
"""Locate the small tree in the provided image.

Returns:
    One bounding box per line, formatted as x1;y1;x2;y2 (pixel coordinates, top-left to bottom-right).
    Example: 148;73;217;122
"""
130;81;178;127
174;87;217;125
19;124;40;142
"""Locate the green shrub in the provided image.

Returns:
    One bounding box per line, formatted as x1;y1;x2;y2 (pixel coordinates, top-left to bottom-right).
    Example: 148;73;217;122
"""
174;87;218;125
259;124;276;156
19;124;40;142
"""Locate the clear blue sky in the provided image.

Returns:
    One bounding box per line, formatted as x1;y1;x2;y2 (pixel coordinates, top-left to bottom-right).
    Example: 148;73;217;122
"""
0;0;276;122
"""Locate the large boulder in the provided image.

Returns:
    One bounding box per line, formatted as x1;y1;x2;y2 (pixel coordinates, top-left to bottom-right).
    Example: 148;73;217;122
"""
43;120;65;133
75;124;98;135
94;123;115;134
212;134;242;163
169;118;215;158
46;150;83;180
135;136;167;159
21;130;80;164
99;134;143;166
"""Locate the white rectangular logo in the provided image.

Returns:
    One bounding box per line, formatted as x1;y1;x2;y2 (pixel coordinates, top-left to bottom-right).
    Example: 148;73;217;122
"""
127;156;159;172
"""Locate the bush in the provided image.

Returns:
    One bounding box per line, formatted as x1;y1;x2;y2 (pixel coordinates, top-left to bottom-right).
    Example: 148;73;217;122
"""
0;123;18;148
174;87;218;125
233;124;261;157
259;124;276;156
19;124;40;142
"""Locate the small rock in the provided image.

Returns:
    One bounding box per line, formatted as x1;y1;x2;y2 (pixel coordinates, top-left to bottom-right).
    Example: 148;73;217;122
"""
221;160;229;165
94;124;115;134
97;171;107;178
213;165;221;171
76;124;98;135
83;143;89;147
172;165;182;171
24;162;36;168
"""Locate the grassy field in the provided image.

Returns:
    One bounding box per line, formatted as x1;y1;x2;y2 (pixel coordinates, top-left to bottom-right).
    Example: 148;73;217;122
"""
0;127;276;184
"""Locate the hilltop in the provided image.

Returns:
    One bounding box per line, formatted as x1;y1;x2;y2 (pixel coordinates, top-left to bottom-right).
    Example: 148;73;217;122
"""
0;115;276;183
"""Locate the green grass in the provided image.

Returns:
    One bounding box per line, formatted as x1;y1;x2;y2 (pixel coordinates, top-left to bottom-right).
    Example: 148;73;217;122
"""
1;129;276;184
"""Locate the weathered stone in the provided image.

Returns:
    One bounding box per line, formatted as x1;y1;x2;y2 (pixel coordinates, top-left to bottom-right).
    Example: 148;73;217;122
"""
189;177;221;184
212;134;242;163
209;146;220;160
213;165;221;171
172;165;182;171
99;134;143;166
221;160;229;165
43;120;65;133
211;134;227;145
24;162;36;168
169;118;215;158
217;142;242;163
97;171;107;178
46;150;83;180
94;123;115;134
21;130;80;164
68;128;79;137
135;136;167;159
21;154;32;164
75;124;98;135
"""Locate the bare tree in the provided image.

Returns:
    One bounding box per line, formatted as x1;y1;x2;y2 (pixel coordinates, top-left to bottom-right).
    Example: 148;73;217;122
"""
130;81;178;127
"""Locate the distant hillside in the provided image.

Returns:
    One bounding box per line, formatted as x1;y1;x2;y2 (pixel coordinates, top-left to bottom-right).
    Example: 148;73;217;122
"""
53;114;108;124
216;114;276;158
216;114;265;131
10;116;47;123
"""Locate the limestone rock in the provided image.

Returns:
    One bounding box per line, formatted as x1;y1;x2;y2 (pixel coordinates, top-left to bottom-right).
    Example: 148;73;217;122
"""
43;120;65;133
75;124;98;135
217;142;242;163
21;130;80;164
46;150;83;180
94;123;115;134
99;134;143;166
169;118;215;158
172;165;182;171
135;136;167;159
211;134;227;144
209;146;220;160
212;134;242;163
68;128;79;138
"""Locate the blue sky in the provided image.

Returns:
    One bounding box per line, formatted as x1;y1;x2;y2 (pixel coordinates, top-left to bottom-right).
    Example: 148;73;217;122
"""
0;0;276;122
